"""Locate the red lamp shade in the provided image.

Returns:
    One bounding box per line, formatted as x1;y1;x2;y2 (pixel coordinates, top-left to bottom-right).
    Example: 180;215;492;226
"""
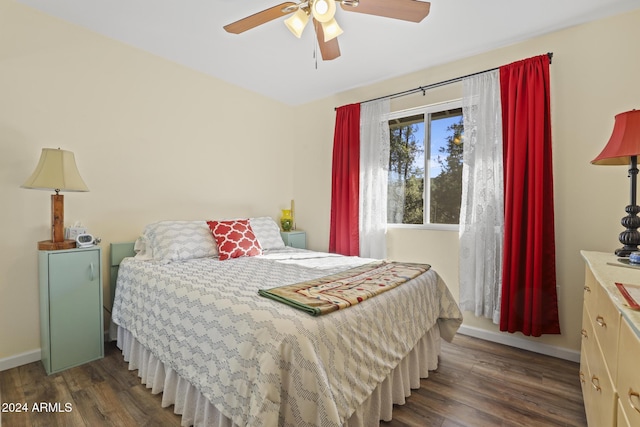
592;110;640;165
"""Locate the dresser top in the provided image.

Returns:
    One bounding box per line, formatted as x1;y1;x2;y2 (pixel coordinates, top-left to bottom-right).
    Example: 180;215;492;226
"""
581;250;640;336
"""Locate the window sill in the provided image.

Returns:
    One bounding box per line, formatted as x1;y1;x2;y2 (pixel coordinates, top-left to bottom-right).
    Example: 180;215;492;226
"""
387;223;459;232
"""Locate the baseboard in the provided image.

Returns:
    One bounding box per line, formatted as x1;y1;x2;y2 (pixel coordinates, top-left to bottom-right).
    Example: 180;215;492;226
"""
2;332;112;372
457;325;580;363
0;349;41;372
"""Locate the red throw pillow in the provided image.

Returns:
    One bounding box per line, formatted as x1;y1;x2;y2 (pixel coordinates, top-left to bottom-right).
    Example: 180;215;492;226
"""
207;219;263;260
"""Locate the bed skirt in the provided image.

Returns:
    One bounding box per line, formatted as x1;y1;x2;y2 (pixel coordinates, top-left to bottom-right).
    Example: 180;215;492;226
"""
115;325;441;427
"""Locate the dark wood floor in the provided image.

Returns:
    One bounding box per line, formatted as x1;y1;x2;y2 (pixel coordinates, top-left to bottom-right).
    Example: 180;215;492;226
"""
0;334;586;427
384;335;586;427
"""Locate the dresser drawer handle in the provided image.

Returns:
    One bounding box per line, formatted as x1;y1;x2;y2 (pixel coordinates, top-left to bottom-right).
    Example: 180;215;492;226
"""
595;315;606;328
629;389;640;414
581;329;588;339
591;376;601;392
584;286;591;293
579;371;585;385
89;262;96;281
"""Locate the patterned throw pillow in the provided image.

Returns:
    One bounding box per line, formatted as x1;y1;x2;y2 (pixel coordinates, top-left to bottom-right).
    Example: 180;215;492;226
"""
249;217;285;250
207;219;263;260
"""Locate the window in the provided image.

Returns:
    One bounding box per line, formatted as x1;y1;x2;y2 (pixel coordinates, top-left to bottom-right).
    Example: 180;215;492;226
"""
387;101;463;228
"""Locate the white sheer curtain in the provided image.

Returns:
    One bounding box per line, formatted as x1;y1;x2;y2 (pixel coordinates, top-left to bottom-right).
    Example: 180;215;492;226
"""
459;70;504;324
386;173;405;224
359;98;390;259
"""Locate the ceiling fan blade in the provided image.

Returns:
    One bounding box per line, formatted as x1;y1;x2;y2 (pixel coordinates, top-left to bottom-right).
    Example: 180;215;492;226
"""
224;2;298;34
314;19;341;61
341;0;430;23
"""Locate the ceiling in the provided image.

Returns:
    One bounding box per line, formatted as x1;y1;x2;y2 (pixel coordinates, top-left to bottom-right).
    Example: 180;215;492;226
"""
16;0;640;106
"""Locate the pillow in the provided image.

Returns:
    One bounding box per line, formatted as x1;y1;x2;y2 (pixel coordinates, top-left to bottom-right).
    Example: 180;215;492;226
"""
140;220;218;263
207;219;262;260
249;217;286;250
133;235;153;260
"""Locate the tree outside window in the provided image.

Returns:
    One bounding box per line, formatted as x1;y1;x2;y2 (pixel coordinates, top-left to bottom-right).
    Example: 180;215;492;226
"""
387;102;463;227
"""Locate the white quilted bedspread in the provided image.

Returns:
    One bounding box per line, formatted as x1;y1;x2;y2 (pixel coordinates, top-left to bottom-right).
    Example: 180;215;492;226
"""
111;248;462;427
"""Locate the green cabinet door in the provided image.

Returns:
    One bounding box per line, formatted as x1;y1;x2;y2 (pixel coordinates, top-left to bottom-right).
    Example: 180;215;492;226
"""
40;248;104;374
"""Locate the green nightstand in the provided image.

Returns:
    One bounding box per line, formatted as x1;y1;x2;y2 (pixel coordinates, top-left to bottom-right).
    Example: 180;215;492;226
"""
281;231;306;249
38;246;104;374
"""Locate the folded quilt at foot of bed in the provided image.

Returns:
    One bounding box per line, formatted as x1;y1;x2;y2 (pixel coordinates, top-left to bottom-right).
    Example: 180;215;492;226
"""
259;260;431;315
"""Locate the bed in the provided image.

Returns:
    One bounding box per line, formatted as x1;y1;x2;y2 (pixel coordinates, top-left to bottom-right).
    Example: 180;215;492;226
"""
109;218;462;427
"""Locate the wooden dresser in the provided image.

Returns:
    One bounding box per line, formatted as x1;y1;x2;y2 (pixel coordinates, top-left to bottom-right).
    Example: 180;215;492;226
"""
581;251;640;427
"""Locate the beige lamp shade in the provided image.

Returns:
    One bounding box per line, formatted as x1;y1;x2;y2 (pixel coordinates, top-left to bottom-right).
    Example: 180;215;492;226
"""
22;148;89;192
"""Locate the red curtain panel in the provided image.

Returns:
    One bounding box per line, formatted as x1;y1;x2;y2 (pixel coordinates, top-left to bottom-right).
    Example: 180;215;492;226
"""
499;55;560;336
329;103;361;256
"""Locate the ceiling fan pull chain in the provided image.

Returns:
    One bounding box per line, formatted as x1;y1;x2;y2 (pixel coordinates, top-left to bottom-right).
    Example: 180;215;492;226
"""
314;37;318;69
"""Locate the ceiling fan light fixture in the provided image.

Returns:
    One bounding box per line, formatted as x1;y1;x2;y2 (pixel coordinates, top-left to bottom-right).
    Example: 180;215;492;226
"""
284;8;309;38
321;17;343;41
224;0;433;61
312;0;336;23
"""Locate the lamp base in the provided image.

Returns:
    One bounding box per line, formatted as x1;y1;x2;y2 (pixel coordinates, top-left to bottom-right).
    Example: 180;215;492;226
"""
38;240;76;250
615;203;640;257
615;247;639;257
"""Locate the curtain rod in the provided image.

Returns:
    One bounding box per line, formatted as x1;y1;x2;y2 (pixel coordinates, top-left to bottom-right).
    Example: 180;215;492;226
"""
337;52;553;109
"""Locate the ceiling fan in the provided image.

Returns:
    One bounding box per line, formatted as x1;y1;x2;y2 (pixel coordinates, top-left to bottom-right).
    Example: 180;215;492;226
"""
223;0;431;61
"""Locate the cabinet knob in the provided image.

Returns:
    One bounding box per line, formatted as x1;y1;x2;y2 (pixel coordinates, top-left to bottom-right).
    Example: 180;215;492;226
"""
595;315;606;328
580;329;588;339
584;286;591;293
591;375;601;393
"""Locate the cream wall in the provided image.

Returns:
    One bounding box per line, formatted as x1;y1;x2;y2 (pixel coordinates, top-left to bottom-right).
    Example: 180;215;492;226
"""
293;9;640;357
2;0;639;366
0;1;296;363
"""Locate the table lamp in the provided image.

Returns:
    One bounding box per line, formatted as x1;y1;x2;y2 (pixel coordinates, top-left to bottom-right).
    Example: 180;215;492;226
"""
592;110;640;256
22;148;89;250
